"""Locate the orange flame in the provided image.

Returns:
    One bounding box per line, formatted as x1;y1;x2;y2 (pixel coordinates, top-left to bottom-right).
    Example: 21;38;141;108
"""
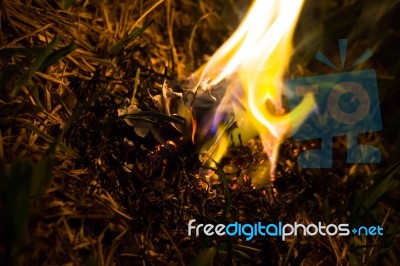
191;0;316;179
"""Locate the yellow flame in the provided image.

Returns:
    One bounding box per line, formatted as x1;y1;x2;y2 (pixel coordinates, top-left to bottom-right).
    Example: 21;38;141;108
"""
192;0;316;175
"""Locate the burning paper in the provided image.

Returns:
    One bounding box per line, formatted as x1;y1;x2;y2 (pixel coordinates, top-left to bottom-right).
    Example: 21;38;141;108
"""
190;0;316;180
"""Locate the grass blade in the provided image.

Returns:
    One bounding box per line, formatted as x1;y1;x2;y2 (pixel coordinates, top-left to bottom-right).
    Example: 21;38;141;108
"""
108;20;153;56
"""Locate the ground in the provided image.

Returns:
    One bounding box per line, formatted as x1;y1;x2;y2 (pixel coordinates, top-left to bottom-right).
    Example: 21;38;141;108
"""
0;0;399;265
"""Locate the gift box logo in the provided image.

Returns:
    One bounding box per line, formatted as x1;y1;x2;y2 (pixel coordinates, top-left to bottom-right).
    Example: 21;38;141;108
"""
287;39;382;168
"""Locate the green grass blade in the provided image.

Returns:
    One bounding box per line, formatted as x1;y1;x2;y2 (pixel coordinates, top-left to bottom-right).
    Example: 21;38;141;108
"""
121;111;186;125
189;245;217;266
108;20;153;56
0;47;43;57
348;161;400;225
39;42;78;70
11;36;61;96
0;160;33;253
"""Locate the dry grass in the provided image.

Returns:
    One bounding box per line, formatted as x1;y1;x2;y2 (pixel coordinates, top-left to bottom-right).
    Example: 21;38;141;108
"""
0;0;399;265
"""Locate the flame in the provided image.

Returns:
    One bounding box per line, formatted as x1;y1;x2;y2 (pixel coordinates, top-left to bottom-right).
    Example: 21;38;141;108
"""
191;0;316;177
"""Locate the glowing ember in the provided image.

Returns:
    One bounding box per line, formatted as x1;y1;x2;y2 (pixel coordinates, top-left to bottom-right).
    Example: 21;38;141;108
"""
190;0;316;180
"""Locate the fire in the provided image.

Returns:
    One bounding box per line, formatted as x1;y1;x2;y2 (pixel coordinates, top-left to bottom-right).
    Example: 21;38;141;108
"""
190;0;316;180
